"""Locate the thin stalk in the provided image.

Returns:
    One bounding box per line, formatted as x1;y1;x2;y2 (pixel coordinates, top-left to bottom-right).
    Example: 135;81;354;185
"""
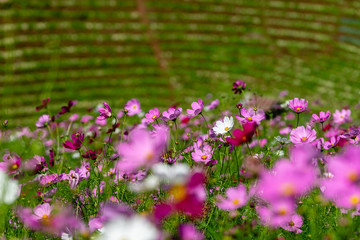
296;113;300;127
120;114;127;143
233;147;240;183
246;142;253;156
200;113;210;135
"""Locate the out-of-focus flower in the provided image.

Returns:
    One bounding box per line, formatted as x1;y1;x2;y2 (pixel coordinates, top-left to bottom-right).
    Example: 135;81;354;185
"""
186;99;204;118
124;99;141;116
232;80;246;94
257;200;296;227
333;109;351;125
312;111;331;123
161;107;182;121
288;98;308;113
116;128;167;172
97;214;159;240
324;136;340;150
36;115;51;128
217;184;248;210
63;132;84;150
290;126;317;145
236;108;265;125
82;150;99;160
274;136;290;145
81;115;93;124
205;99;219;111
97;102;112;121
213;116;234;135
35;98;50;111
0;153;21;175
0;170;19;204
69;114;79;122
179;223;204;240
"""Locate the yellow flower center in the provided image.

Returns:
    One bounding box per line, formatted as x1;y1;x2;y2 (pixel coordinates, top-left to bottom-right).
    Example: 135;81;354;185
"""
133;105;137;109
340;115;344;118
146;152;154;161
281;183;296;197
278;207;288;215
253;107;258;111
224;127;229;131
201;155;207;160
42;214;48;219
152;115;157;119
232;199;240;205
301;137;307;142
170;185;187;202
289;221;295;226
348;171;358;182
350;195;360;206
247;117;252;121
11;164;18;170
296;107;301;112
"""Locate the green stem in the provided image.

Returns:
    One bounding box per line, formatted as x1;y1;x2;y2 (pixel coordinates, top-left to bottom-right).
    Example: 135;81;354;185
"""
120;114;127;143
296;113;300;127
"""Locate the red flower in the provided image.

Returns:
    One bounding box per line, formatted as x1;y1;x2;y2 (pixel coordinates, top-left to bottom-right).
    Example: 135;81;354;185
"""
226;122;257;146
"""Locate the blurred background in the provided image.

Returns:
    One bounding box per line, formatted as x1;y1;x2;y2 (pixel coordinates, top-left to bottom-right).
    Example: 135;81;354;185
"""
1;0;360;127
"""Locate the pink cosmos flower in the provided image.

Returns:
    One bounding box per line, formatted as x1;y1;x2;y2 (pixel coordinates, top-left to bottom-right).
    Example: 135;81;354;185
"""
324;136;340;150
39;173;60;186
18;203;82;236
36;114;51;128
236;108;265;125
0;153;21;175
279;127;292;135
288;98;308;113
179;223;204;240
205;99;219;111
116;128;167;172
322;146;360;209
145;108;160;123
191;144;213;164
186;99;204;118
280;214;303;234
63;132;84;150
217;184;248;211
312;111;331;123
161;107;182;121
124;98;141;116
97;102;112;121
69;114;79;122
290;126;317;145
333;109;351;125
257;200;296;227
232;80;246;94
80;115;93;123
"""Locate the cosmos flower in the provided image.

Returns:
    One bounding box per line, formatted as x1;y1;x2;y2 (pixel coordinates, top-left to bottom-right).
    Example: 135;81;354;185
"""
191;144;213;164
205;99;219;111
145;108;160;123
280;214;303;234
97;102;112;121
232;80;246;94
288;98;308;113
0;153;21;175
63;132;84;150
124;99;141;116
36;115;51;128
312;111;331;123
236;108;265;125
324;136;340;150
212;116;234;135
179;223;204;240
226;122;257;146
333;109;351;125
186;99;204;118
161;107;182;121
217;184;249;211
290;126;317;145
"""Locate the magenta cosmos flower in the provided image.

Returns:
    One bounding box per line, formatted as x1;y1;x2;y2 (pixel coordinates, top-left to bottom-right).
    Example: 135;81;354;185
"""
257;200;296;228
217;184;249;211
236;108;265;125
324;136;340;150
145;108;160;123
288;98;308;113
97;102;112;121
290;126;317;145
179;223;204;240
161;107;182;121
232;80;246;94
116;128;167;172
124;98;141;116
333;109;351;125
312;111;331;123
191;144;213;164
186;99;204;118
35;114;51;128
63;132;84;150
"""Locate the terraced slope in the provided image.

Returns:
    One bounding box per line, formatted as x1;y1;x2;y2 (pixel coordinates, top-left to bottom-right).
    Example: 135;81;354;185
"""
1;0;360;127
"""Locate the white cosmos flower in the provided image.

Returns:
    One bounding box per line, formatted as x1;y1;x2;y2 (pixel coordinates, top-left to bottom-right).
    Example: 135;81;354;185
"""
0;170;20;204
213;116;234;135
97;215;159;240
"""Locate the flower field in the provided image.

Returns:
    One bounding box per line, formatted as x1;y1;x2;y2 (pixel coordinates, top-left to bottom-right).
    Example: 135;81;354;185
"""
1;80;360;240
